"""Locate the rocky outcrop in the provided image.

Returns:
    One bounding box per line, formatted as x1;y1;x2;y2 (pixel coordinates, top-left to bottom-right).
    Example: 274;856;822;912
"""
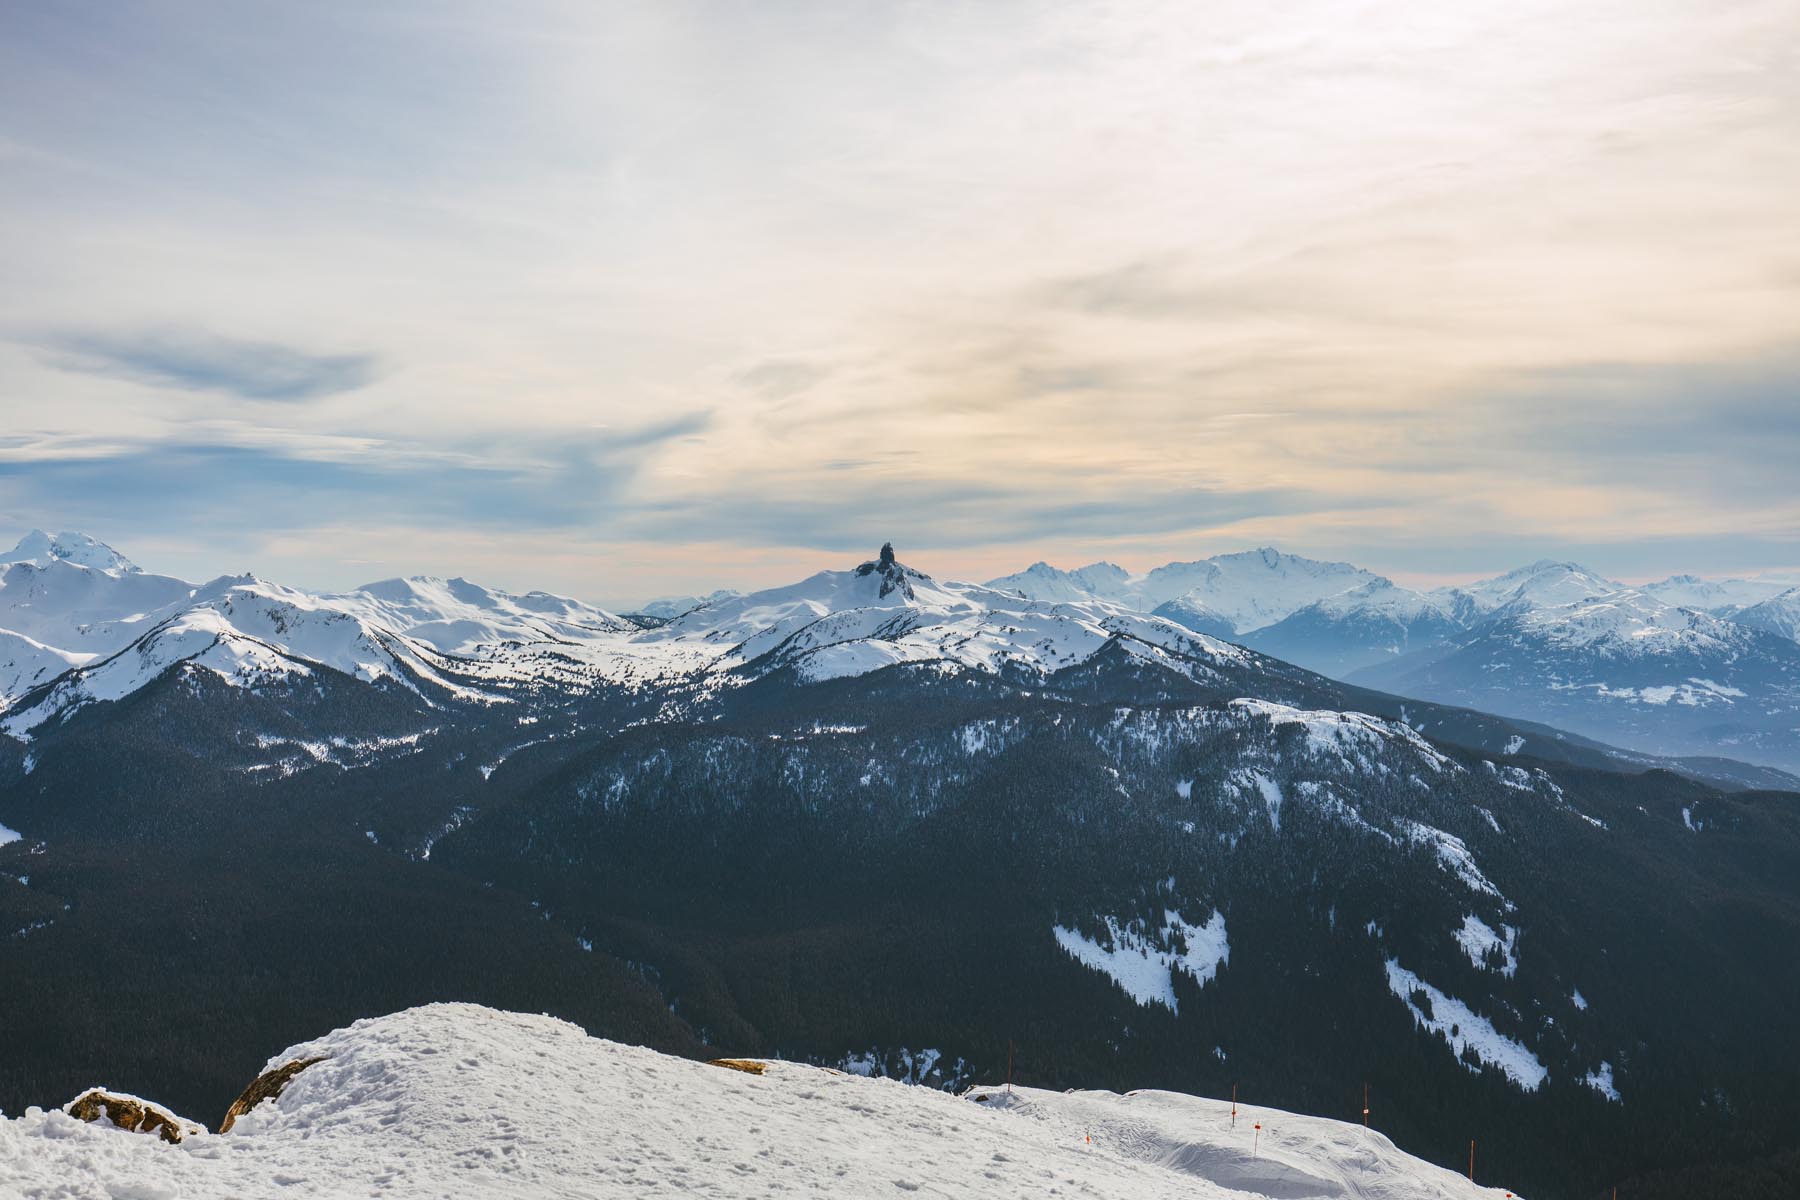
65;1089;202;1144
706;1058;768;1075
854;543;921;601
219;1056;328;1132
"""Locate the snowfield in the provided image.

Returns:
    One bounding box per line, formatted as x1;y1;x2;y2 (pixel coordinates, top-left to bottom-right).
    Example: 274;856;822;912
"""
0;1003;1524;1199
1054;909;1229;1012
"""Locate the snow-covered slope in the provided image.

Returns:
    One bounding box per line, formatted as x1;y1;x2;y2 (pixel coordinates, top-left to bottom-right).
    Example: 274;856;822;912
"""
0;1003;1521;1200
1356;589;1800;770
1731;587;1800;643
1240;580;1463;677
0;558;197;659
0;576;481;736
1641;573;1790;612
0;628;88;707
332;576;633;653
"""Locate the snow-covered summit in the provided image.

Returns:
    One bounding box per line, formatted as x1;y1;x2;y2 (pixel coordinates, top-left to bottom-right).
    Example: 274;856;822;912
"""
985;560;1135;605
1308;578;1453;622
342;575;632;653
1504;589;1752;657
0;1002;1521;1199
1448;561;1620;614
0;529;140;575
1640;573;1790;612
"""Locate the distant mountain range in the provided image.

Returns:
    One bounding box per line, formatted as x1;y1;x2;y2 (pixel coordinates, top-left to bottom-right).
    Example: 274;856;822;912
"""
4;530;1797;779
985;550;1800;773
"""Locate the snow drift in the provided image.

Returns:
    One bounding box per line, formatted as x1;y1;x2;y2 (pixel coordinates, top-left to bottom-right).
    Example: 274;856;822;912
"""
0;1002;1523;1199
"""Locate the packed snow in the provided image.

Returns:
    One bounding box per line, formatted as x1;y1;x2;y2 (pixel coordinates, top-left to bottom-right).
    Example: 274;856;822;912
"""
1054;910;1229;1012
0;1003;1520;1200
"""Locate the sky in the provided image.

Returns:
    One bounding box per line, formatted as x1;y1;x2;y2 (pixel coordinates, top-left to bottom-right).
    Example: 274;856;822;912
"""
2;0;1797;608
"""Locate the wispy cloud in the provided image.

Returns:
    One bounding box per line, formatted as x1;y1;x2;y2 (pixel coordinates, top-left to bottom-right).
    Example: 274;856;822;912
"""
36;330;381;402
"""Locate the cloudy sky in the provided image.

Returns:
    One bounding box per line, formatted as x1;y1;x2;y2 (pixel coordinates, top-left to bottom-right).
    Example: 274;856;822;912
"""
3;0;1797;606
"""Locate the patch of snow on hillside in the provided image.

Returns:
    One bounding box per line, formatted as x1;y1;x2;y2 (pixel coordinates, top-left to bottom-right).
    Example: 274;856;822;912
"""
1398;821;1502;900
1233;770;1283;831
1582;1061;1621;1102
1384;960;1547;1091
1571;988;1588;1011
0;822;18;848
1453;915;1518;976
1230;699;1453;774
1054;910;1229;1012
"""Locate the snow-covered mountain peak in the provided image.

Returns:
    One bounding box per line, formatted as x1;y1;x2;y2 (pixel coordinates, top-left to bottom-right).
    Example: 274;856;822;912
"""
1503;588;1753;655
1311;578;1450;621
852;542;928;602
0;529;141;575
1453;560;1621;613
1140;550;1382;633
984;560;1135;605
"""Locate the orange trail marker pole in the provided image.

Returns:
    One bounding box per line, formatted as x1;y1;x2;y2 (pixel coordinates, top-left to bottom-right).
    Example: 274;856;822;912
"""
1231;1083;1238;1129
1006;1040;1014;1095
1468;1139;1475;1181
1253;1122;1262;1158
1362;1082;1369;1131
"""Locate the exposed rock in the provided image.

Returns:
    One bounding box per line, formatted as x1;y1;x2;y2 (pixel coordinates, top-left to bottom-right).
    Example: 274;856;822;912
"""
65;1088;202;1144
854;544;921;601
219;1056;328;1132
707;1058;768;1075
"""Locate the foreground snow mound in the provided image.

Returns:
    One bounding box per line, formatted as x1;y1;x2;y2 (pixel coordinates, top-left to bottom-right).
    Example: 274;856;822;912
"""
0;1003;1521;1199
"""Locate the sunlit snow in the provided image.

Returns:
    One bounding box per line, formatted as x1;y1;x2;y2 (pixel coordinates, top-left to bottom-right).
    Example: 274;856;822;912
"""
1054;910;1229;1012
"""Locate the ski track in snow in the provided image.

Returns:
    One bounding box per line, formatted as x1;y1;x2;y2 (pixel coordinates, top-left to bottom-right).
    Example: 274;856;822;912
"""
0;1003;1522;1200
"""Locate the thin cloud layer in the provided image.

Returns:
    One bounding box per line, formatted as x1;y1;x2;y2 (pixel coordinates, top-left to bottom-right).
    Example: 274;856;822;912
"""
1;0;1796;601
38;330;381;402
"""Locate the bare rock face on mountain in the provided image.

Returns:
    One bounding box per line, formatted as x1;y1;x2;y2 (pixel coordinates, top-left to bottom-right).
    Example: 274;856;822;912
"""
854;542;919;601
219;1056;328;1132
65;1088;202;1144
